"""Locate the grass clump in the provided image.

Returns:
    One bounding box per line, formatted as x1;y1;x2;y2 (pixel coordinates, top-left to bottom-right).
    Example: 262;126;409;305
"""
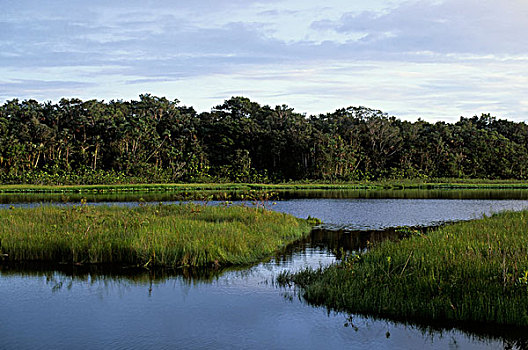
0;203;311;268
279;210;528;327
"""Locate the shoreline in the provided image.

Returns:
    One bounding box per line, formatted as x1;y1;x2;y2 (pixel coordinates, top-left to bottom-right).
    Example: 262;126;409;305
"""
279;210;528;327
1;179;528;193
0;203;312;268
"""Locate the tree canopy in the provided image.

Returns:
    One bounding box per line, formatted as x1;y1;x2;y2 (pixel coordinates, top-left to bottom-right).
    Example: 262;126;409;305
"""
1;95;527;184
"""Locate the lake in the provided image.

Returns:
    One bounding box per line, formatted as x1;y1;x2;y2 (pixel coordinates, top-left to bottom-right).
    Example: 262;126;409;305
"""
1;192;528;349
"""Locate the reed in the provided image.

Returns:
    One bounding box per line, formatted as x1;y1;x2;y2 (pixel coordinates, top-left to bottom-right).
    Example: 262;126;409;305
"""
0;203;311;268
279;210;528;327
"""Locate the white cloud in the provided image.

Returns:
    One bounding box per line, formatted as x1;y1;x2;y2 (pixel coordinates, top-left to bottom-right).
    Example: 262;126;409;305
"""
0;0;527;121
316;0;528;55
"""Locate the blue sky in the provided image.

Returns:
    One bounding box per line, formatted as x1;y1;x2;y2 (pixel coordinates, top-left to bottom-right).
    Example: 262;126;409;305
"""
1;0;527;121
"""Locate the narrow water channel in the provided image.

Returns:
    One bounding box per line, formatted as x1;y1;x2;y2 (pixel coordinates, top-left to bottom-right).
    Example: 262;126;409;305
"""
2;196;528;349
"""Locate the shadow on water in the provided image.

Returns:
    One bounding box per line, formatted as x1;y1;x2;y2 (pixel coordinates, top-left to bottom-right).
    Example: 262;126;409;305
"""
0;261;239;286
276;224;451;263
290;298;528;350
278;188;528;200
278;228;528;350
331;311;528;350
3;188;528;204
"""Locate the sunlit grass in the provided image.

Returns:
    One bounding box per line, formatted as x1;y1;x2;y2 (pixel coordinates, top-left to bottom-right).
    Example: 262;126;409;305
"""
0;204;311;267
1;179;528;194
279;210;528;326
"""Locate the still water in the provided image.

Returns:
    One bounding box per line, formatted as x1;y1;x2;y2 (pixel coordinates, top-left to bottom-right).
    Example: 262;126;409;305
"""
2;195;528;349
3;188;528;204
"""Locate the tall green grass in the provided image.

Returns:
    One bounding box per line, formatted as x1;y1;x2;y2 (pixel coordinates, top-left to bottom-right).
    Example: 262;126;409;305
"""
279;210;528;327
0;183;249;193
0;204;311;267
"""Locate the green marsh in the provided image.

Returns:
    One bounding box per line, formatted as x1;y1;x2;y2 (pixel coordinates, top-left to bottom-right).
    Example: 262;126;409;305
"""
279;210;528;327
0;204;311;268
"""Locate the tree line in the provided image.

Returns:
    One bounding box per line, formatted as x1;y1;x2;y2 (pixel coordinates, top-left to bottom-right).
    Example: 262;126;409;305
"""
0;94;527;184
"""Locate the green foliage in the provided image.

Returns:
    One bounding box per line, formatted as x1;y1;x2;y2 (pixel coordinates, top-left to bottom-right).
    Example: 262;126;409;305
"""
0;204;311;267
306;216;322;225
280;210;528;327
1;96;528;184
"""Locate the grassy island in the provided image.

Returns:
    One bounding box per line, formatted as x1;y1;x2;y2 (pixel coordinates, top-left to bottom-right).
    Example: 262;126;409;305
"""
279;210;528;327
0;204;311;268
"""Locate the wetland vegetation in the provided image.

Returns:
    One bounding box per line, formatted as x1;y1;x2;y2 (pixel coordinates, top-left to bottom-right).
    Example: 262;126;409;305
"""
2;193;528;348
2;179;528;200
279;210;528;327
0;203;311;268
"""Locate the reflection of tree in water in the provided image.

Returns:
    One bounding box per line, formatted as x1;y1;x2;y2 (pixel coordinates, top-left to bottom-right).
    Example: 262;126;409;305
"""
4;188;528;207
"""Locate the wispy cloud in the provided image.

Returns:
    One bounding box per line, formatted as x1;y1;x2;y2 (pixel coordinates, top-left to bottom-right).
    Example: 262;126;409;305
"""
313;0;528;55
0;0;527;121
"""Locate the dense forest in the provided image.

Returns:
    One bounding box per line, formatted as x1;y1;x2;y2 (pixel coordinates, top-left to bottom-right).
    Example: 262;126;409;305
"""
0;94;527;184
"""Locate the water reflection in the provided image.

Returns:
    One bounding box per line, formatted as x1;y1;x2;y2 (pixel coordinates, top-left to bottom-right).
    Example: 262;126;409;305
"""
1;228;527;349
3;188;528;205
278;188;528;200
2;193;528;348
282;273;528;349
0;227;408;283
268;198;528;230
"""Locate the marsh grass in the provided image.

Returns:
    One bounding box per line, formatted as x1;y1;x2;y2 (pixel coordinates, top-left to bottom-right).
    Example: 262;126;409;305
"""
279;210;528;326
0;203;311;268
0;183;248;193
2;179;528;194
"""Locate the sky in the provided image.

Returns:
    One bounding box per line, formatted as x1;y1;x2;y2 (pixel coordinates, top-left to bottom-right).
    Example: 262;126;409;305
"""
1;0;527;122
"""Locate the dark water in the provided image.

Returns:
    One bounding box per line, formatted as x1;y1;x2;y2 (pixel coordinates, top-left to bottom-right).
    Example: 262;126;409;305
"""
2;195;528;349
3;188;528;204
